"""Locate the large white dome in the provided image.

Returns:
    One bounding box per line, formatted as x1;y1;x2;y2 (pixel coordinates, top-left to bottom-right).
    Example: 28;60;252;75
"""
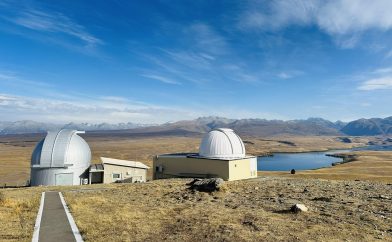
199;128;245;159
31;129;91;168
30;129;91;186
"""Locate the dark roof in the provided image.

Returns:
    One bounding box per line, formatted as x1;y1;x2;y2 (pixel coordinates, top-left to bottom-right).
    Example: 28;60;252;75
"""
158;153;256;161
89;163;104;172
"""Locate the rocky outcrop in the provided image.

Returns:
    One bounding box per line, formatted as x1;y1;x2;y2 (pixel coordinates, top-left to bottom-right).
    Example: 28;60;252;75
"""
336;137;352;143
187;178;225;192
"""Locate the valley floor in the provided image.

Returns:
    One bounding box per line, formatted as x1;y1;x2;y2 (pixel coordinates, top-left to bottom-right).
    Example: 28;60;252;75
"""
0;134;370;186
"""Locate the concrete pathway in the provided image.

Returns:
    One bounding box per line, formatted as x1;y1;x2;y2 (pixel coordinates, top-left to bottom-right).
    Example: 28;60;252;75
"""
33;192;83;242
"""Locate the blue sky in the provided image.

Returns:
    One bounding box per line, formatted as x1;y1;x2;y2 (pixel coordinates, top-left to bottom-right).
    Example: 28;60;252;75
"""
1;0;392;124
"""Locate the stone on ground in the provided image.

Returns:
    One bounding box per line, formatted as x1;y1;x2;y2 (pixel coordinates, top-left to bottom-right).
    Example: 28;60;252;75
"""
187;178;225;192
291;204;309;213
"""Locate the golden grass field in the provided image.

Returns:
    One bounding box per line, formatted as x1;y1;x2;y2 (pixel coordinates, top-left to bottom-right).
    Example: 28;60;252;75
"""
0;134;391;241
63;177;392;242
0;188;43;241
2;174;391;241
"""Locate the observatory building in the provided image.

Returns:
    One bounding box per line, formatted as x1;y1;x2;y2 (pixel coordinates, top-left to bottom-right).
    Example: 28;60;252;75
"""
153;128;257;181
89;157;149;184
30;129;91;186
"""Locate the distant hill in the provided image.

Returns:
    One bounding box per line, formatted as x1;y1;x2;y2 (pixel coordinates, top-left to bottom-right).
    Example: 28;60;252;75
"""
341;117;392;136
228;118;343;136
121;117;235;134
112;116;344;136
1;116;391;136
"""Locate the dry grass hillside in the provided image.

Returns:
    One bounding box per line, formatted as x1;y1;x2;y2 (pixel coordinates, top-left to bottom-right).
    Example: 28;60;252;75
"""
0;188;43;241
2;174;392;242
62;177;392;241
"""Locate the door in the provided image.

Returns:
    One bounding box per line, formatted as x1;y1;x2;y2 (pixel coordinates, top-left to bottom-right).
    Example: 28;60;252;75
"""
250;158;257;177
55;173;73;186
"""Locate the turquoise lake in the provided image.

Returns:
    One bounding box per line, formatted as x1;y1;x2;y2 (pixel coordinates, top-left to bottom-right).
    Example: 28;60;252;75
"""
257;145;392;171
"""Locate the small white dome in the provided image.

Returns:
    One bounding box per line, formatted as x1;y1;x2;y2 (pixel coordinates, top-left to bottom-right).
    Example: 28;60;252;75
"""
199;128;245;159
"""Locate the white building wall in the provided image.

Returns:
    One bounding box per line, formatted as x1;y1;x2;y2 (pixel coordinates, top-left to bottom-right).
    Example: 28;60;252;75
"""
30;163;90;186
103;164;147;183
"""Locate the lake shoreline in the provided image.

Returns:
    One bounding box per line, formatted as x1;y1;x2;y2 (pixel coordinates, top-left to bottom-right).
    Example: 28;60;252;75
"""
257;144;392;172
255;145;369;157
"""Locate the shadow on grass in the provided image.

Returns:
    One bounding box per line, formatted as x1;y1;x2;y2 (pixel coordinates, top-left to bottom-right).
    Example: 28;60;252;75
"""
273;209;293;214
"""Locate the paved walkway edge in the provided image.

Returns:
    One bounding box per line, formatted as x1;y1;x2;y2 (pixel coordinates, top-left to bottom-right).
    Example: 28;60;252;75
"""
32;192;45;242
59;192;84;242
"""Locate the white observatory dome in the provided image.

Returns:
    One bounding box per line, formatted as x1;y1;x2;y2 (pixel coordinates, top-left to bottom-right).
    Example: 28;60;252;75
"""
30;129;91;186
199;128;245;159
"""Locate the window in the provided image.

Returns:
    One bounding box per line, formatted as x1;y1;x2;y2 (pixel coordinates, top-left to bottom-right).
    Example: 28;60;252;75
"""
112;173;121;179
156;165;164;172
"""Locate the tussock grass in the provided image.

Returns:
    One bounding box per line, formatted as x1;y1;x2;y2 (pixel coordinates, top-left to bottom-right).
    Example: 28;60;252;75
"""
63;178;392;241
0;188;42;241
0;191;5;204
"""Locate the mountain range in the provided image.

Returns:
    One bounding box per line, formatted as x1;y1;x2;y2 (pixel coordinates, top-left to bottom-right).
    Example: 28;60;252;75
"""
0;120;149;135
341;117;392;136
1;116;391;136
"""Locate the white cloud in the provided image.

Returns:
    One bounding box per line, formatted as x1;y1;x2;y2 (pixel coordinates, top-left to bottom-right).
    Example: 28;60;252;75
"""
138;21;262;86
0;91;290;124
199;53;215;61
162;49;213;70
0;93;202;124
277;70;304;79
386;49;392;58
0;92;289;124
185;23;228;55
0;72;16;80
239;0;318;30
99;96;130;103
358;77;392;90
372;67;392;74
0;95;16;102
239;0;392;47
317;1;392;35
0;70;54;90
140;74;181;85
277;72;291;79
13;9;102;46
0;2;102;49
